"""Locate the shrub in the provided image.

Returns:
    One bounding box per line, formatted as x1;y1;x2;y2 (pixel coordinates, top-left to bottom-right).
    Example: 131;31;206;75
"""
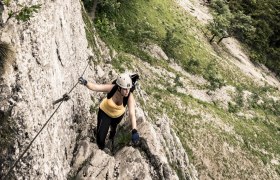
12;4;41;22
161;28;183;58
204;63;225;90
184;58;200;74
1;1;41;27
228;101;238;113
82;0;94;12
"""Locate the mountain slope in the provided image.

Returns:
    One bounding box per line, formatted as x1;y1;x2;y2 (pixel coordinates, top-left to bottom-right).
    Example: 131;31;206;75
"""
0;0;279;179
92;0;280;179
0;0;196;179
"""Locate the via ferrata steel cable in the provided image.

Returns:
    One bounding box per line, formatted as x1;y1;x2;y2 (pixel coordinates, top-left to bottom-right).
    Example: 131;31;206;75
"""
2;59;90;180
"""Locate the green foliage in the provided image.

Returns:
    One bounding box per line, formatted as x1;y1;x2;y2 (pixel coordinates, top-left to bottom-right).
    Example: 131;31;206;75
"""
161;28;183;58
17;4;41;22
235;87;244;107
207;0;232;42
112;54;132;72
204;63;225;90
228;101;238;113
3;0;11;6
210;0;230;15
207;14;231;42
89;105;95;114
115;125;131;148
116;18;156;44
228;87;244;113
227;0;280;76
248;92;259;108
94;14;114;35
81;5;97;51
208;0;255;43
231;11;255;41
262;99;280;116
174;74;183;87
82;0;121;15
2;1;41;26
95;0;121;19
93;1;160;64
82;0;94;12
246;86;280;116
183;58;201;74
8;4;41;22
89;0;280;178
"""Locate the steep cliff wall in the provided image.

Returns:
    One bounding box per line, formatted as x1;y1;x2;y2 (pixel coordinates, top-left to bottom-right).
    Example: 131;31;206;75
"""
0;0;92;178
0;0;196;179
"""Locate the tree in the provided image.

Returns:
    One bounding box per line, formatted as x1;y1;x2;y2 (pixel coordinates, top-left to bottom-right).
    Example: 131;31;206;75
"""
208;0;255;44
230;11;255;42
207;14;231;43
207;0;232;43
216;0;280;76
209;0;230;15
217;11;255;43
82;0;121;20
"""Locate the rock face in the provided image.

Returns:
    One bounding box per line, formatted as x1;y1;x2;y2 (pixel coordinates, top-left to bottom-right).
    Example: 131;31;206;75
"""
71;111;197;180
0;0;196;179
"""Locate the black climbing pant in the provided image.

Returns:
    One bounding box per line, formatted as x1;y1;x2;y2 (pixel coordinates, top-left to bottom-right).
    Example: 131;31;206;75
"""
96;108;124;149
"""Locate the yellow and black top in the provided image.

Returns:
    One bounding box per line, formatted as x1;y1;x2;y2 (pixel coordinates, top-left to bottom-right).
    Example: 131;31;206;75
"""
99;98;125;118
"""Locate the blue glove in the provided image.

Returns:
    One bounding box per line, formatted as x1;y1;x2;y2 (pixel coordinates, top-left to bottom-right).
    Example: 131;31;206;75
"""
78;77;87;86
131;129;140;144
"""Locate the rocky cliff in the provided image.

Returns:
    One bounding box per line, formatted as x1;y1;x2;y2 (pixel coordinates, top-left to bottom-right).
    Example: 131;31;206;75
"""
0;0;197;179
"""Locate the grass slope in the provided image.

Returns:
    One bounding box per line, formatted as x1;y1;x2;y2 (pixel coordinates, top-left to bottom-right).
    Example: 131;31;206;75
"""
84;0;280;178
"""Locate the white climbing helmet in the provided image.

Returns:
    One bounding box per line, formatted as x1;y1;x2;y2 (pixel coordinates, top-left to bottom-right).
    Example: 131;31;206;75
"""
116;73;132;88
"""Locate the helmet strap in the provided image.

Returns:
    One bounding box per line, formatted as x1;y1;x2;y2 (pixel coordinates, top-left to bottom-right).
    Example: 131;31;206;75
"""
117;86;125;97
117;86;121;92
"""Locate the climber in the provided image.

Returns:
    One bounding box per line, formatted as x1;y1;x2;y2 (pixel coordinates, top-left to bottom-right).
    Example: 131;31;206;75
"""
78;73;140;150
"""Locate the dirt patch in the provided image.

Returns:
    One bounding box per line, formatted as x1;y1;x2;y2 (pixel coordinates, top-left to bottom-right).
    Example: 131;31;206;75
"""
222;37;280;88
176;0;212;23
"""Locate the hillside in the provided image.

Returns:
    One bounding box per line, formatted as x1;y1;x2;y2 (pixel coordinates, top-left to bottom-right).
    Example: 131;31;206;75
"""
0;0;280;179
92;0;280;179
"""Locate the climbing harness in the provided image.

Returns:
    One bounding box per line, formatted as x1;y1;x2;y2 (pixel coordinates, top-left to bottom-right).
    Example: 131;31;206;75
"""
2;58;91;180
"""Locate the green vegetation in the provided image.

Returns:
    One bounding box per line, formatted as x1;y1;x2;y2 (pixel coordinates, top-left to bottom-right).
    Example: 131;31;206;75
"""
11;4;41;22
115;125;131;148
81;0;280;178
1;1;41;25
81;4;97;51
1;1;41;74
209;0;280;77
137;62;280;178
207;0;255;44
90;0;263;90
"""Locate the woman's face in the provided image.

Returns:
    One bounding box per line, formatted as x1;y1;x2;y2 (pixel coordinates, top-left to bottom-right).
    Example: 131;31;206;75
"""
120;88;130;97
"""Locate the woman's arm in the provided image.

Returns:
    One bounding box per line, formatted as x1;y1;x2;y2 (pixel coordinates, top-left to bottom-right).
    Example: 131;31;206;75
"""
86;82;114;93
128;93;137;130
